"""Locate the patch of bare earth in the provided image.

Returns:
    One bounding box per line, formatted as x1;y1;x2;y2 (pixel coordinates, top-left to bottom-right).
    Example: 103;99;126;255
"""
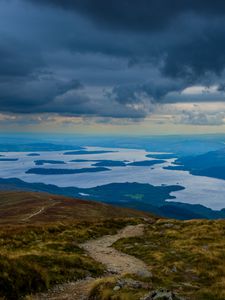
81;224;151;277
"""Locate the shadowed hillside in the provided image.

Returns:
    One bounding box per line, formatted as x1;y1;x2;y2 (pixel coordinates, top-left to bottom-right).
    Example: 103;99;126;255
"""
0;191;151;225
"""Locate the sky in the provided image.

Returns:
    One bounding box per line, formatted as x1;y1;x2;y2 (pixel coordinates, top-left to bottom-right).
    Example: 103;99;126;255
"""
1;0;225;135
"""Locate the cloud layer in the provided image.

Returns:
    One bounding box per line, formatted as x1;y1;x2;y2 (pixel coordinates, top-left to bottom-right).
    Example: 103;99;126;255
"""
1;0;225;123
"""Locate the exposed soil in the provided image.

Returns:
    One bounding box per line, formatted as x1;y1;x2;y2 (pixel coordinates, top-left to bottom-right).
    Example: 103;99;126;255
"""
81;224;151;277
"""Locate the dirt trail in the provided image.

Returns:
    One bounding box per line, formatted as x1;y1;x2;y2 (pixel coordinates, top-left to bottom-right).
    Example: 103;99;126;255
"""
81;224;151;277
22;199;59;222
32;224;150;300
22;207;45;221
32;277;95;300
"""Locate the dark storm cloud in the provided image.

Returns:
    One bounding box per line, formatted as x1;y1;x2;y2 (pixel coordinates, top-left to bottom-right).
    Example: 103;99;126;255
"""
27;0;225;32
0;76;83;113
1;0;225;119
110;79;185;105
23;0;225;82
0;37;44;78
162;26;225;80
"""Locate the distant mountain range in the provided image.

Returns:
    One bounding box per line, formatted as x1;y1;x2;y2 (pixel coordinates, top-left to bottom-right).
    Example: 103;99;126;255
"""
168;148;225;180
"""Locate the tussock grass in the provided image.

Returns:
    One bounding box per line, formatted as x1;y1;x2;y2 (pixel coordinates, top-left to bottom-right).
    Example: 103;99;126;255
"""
89;276;147;300
113;219;225;300
0;218;139;299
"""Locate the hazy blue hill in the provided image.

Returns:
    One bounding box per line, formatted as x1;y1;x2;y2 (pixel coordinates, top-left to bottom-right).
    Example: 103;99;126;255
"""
0;135;224;156
79;135;225;156
172;148;225;180
0;134;224;156
176;148;225;169
192;166;225;180
160;202;225;219
0;143;82;152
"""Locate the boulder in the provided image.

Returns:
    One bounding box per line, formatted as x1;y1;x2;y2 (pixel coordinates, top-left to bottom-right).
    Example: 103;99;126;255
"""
140;288;185;300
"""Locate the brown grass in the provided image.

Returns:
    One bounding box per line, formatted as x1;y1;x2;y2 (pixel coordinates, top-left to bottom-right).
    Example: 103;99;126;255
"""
0;190;151;299
0;191;152;225
0;218;143;299
113;219;225;300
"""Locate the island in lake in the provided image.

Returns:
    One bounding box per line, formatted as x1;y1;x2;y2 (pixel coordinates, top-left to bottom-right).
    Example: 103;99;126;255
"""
26;167;110;175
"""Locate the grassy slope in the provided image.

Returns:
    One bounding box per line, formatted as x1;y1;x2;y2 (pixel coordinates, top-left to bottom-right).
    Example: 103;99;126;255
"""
0;191;151;299
110;219;225;300
0;191;151;225
1;191;225;300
